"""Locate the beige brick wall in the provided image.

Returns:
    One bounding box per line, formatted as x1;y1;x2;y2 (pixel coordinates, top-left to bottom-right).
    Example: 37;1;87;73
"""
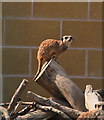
2;2;103;102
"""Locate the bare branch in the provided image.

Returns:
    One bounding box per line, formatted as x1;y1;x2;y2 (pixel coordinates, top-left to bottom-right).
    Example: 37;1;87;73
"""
7;79;29;114
0;106;10;120
27;91;82;119
15;110;55;120
35;104;70;119
13;101;22;113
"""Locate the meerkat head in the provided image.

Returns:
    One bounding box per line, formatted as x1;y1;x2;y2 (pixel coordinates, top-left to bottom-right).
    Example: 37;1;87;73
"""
61;35;74;47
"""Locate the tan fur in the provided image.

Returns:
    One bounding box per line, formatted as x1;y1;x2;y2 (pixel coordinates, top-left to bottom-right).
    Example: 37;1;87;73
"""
33;36;73;80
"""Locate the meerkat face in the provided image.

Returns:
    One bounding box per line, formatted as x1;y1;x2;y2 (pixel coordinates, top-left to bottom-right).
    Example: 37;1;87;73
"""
61;35;74;47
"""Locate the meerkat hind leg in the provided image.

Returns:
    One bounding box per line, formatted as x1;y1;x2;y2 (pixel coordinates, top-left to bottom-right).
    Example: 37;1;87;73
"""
41;59;53;72
35;59;53;81
33;58;43;81
41;61;48;70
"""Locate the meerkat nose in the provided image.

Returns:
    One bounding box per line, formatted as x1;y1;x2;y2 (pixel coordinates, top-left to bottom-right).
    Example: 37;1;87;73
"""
69;37;74;42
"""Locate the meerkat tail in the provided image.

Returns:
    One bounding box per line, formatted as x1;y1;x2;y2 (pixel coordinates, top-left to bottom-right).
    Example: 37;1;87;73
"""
33;58;43;81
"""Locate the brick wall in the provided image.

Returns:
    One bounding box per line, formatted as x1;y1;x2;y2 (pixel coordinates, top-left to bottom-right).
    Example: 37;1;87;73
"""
2;2;103;102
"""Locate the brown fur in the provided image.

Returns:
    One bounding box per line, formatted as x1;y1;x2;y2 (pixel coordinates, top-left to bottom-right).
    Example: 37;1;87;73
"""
33;38;72;80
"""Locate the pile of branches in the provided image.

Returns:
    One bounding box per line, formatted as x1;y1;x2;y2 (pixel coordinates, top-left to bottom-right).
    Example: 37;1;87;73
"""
0;60;104;120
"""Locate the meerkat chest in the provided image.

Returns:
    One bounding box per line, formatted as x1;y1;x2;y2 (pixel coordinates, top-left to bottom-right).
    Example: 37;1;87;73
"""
60;44;68;52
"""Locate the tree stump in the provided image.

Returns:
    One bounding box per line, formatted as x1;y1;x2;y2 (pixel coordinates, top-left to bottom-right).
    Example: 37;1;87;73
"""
34;59;87;112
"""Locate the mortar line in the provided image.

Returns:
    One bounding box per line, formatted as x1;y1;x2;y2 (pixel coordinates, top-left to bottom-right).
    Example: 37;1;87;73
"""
1;45;104;51
85;50;88;76
1;74;104;79
88;0;90;20
1;74;32;77
60;20;63;40
69;75;104;79
1;45;38;49
31;0;34;17
29;48;32;75
2;17;104;22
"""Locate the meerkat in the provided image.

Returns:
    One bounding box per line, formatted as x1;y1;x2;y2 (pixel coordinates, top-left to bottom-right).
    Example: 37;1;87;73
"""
33;35;74;81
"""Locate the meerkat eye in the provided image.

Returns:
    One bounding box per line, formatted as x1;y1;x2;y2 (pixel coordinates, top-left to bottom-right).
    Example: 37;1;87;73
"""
65;37;68;39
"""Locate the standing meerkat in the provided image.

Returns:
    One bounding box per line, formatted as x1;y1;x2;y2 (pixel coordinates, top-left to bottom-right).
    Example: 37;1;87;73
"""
33;35;74;81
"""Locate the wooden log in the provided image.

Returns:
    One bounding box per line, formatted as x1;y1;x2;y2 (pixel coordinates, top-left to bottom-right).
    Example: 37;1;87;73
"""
12;101;69;119
27;91;82;119
34;59;87;112
7;79;29;114
13;101;22;113
0;106;10;120
11;103;36;119
1;88;104;107
15;110;56;120
35;104;70;119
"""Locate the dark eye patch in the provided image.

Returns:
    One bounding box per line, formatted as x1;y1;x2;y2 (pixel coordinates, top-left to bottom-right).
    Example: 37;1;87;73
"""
65;37;68;39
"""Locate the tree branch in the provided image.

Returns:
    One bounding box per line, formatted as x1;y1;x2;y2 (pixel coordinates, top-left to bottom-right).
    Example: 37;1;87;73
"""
27;91;82;119
7;79;29;114
34;59;87;111
0;106;10;120
15;110;56;120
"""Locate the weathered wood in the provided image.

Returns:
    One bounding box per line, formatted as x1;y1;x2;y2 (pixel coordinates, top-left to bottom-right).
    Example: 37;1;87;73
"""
27;91;82;119
11;103;36;119
15;110;56;120
1;88;104;107
14;101;22;113
11;101;70;119
35;104;70;119
34;59;87;111
7;79;29;114
0;106;10;120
